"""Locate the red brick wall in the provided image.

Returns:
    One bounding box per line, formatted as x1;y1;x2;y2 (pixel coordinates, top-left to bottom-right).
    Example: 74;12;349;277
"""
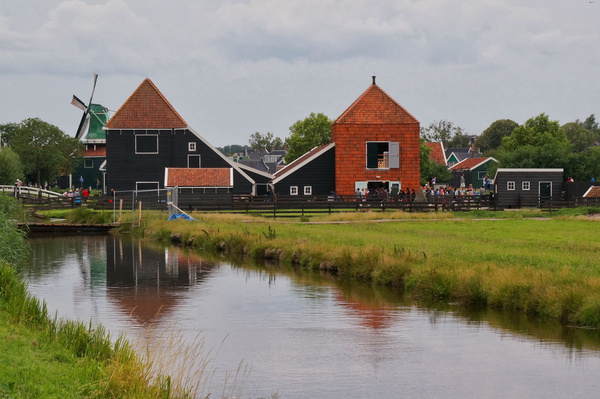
332;123;421;196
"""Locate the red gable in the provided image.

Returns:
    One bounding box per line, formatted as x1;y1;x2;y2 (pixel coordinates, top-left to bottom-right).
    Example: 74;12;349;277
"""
165;168;232;187
333;82;419;125
425;142;446;165
106;79;187;129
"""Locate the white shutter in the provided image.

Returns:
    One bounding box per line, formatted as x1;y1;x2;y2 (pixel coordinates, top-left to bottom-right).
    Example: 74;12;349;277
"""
389;142;399;168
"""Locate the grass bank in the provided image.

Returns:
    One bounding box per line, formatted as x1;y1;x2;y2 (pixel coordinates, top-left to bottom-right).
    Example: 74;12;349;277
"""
0;196;192;398
134;207;600;328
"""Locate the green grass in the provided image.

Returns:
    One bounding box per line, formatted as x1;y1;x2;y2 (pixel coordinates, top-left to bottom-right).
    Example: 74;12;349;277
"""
136;209;600;328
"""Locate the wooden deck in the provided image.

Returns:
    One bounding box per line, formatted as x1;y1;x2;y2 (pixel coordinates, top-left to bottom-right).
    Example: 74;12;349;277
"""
17;223;119;234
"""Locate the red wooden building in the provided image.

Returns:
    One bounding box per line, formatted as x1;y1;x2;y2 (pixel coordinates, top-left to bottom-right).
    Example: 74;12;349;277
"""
331;77;421;196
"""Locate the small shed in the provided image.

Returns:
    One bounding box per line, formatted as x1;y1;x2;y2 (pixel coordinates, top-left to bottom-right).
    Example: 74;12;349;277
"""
449;157;498;189
494;168;564;208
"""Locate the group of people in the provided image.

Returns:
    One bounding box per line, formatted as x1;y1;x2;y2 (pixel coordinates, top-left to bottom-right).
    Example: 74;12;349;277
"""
62;187;91;199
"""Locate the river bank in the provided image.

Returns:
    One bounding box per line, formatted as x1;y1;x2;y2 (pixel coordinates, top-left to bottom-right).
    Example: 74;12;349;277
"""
0;196;188;398
136;208;600;328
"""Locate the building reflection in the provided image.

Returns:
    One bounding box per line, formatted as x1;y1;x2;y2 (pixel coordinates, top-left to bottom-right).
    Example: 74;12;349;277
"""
106;236;217;325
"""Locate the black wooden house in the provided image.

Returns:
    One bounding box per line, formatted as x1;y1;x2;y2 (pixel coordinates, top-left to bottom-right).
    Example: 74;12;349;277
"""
271;143;336;197
105;79;267;195
494;168;564;208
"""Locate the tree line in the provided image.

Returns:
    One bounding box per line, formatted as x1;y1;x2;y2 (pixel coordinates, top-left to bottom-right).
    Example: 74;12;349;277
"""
0;118;84;187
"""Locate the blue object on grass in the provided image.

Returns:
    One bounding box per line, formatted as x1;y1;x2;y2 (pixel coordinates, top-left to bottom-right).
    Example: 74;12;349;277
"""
168;213;197;221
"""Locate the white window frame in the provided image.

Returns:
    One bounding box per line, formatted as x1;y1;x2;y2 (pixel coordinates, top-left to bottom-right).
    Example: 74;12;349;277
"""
366;141;400;170
477;171;486;181
188;154;201;168
507;181;516;191
290;186;298;195
522;181;530;191
188;142;196;151
135;134;159;154
304;186;312;195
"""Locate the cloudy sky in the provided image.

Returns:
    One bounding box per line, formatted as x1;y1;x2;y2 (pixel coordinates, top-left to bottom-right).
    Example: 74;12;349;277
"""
1;0;598;147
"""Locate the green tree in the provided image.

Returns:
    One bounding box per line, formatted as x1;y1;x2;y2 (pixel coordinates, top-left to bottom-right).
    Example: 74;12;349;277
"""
578;114;600;140
498;113;570;169
249;132;284;151
284;112;332;163
562;122;595;153
9;118;84;186
0;123;19;147
477;119;518;153
420;138;452;185
0;148;23;185
420;120;465;147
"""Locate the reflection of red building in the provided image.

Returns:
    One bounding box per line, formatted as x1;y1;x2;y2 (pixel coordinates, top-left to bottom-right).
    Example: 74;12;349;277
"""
106;237;217;325
334;291;399;330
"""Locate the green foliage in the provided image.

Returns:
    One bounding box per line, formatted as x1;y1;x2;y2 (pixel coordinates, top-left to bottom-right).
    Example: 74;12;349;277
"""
0;200;28;266
0;148;23;185
420;139;452;185
477;119;519;153
563;122;595;152
284;112;332;163
7;118;84;186
498;113;571;169
578;114;600;141
64;207;111;224
420;120;465;148
249;132;284;151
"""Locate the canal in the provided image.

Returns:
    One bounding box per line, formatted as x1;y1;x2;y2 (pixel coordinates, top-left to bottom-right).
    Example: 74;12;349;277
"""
24;234;600;398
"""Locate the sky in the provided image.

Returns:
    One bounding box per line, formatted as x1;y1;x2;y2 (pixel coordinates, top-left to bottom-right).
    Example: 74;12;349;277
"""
1;0;599;148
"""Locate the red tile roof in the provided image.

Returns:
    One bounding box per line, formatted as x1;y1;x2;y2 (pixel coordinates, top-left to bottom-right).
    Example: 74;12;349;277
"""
165;168;232;187
333;83;419;125
449;157;497;171
583;186;600;198
425;142;446;164
106;79;187;129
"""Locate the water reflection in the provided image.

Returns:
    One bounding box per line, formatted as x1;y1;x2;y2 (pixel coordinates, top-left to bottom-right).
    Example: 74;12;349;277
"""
24;235;600;399
105;236;218;325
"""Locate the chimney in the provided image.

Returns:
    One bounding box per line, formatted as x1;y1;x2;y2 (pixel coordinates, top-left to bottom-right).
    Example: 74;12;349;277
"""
372;76;376;85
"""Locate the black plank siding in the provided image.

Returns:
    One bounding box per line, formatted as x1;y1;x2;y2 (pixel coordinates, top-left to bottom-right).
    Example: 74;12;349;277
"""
494;169;563;208
106;129;251;192
274;146;335;196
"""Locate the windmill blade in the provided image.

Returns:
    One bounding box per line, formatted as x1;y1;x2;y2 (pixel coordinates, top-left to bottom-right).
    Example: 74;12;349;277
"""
88;73;98;106
71;95;87;111
75;111;89;139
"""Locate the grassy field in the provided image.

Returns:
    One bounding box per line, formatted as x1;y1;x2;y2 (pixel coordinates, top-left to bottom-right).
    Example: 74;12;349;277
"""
133;207;600;328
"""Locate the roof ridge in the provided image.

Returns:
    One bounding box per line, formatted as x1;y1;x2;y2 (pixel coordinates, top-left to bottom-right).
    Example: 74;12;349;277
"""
333;83;419;125
105;78;187;129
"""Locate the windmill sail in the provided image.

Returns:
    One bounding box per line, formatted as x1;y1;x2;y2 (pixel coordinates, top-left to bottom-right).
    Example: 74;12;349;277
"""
72;73;99;139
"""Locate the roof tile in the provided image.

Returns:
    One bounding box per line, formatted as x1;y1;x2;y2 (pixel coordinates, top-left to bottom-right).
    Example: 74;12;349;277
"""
333;83;419;125
166;168;231;187
106;79;187;129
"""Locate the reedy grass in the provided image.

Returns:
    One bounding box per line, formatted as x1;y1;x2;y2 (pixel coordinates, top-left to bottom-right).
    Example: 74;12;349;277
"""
136;209;600;328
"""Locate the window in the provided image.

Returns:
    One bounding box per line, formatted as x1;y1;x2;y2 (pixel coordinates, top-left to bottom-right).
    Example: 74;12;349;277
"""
507;181;515;190
304;186;312;195
366;142;399;169
188;155;201;168
290;186;298;195
188;142;196;151
84;159;94;168
135;134;159;154
478;171;486;181
522;181;530;191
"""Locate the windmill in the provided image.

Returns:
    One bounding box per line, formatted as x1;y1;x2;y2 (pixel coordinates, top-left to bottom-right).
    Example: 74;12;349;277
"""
71;73;109;140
